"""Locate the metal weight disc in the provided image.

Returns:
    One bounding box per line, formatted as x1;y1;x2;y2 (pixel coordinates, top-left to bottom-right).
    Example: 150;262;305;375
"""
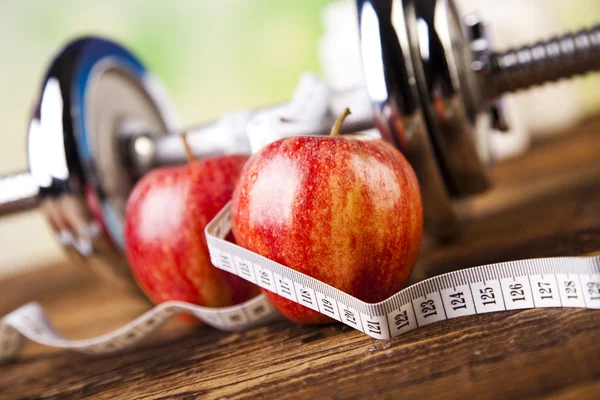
356;0;459;239
403;0;491;197
27;37;179;291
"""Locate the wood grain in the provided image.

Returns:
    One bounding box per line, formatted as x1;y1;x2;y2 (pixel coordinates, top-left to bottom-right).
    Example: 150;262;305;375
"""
2;117;600;399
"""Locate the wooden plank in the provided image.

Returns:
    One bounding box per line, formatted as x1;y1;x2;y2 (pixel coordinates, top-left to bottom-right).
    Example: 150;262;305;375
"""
1;117;600;399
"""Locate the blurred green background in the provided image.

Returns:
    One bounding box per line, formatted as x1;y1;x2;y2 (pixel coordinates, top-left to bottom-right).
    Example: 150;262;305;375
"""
0;0;599;275
0;0;332;130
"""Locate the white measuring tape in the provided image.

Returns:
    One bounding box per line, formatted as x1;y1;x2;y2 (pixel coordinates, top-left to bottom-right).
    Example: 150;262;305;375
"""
2;202;600;363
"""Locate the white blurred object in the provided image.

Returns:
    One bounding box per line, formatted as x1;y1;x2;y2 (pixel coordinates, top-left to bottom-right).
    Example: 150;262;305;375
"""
245;72;380;153
246;73;332;153
319;0;372;118
318;0;584;162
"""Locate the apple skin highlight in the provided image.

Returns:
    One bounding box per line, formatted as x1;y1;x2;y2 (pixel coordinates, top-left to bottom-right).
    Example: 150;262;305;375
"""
231;136;423;324
124;155;259;308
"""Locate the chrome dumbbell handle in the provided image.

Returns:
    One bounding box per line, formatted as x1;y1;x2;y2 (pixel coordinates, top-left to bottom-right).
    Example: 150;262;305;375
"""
142;114;376;169
124;74;377;173
0;172;38;217
485;24;600;99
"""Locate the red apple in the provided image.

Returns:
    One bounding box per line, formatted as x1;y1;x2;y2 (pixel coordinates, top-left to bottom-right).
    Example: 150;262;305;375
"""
124;153;259;308
231;110;423;324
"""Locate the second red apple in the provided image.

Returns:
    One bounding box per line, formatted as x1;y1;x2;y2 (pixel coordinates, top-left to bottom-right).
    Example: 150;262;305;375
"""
125;152;259;308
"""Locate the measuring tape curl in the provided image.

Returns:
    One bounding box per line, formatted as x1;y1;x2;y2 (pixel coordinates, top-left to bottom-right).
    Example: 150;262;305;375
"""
0;294;278;363
2;202;600;362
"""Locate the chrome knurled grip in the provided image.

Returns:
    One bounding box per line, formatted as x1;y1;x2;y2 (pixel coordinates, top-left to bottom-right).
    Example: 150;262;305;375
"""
484;24;600;99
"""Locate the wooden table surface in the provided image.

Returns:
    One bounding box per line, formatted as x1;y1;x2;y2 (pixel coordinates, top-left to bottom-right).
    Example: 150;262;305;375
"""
2;118;600;399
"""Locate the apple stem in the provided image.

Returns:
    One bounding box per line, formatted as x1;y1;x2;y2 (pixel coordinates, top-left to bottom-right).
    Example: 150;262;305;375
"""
330;107;352;137
180;133;196;164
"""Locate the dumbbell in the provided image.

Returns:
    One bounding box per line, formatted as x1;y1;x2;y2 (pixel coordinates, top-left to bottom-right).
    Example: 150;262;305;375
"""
0;0;598;291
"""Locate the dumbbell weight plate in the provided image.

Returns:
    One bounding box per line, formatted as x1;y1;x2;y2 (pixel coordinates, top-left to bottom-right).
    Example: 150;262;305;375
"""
28;37;180;291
